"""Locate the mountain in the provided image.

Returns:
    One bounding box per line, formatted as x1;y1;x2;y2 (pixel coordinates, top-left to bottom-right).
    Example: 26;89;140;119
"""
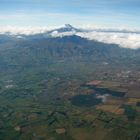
0;34;140;70
8;24;82;40
0;24;139;49
47;24;81;34
0;25;140;71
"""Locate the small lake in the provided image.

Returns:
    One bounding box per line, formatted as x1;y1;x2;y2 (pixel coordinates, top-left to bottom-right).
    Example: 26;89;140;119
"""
70;85;126;107
70;94;102;107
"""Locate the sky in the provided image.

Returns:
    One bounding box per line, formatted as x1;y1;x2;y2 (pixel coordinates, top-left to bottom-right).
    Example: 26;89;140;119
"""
0;0;139;28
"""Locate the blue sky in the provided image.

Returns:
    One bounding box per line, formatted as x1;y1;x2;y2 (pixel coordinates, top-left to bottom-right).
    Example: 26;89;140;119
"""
0;0;139;28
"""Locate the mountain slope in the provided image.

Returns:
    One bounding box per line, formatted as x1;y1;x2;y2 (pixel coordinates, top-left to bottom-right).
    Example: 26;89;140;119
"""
0;35;140;69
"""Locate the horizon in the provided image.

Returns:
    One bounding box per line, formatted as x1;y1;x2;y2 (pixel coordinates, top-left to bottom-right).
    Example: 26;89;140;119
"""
0;0;139;49
0;23;140;34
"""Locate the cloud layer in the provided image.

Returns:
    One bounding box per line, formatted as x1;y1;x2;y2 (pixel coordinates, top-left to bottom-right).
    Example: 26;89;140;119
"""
77;32;140;49
0;25;140;49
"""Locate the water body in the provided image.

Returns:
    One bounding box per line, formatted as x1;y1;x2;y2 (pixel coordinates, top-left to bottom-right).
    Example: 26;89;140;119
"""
70;85;126;107
70;94;102;107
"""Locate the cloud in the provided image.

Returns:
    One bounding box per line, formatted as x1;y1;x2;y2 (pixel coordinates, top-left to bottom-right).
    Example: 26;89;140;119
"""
77;31;140;49
0;25;56;35
51;30;76;37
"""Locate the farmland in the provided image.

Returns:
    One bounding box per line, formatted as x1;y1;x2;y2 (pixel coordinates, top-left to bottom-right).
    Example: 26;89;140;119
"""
0;35;140;140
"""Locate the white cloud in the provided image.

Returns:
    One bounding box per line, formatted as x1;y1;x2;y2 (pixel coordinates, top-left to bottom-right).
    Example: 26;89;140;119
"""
0;25;55;35
51;31;76;37
77;32;140;49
